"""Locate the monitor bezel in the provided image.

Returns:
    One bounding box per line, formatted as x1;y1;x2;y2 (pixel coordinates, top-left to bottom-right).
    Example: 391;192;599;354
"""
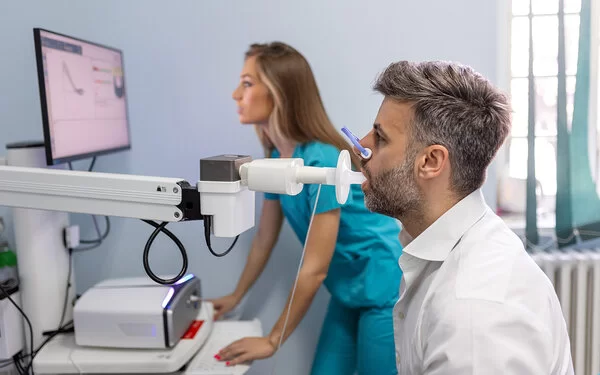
33;27;132;166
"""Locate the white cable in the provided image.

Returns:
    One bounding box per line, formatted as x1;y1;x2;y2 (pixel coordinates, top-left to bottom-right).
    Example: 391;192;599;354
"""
270;184;322;375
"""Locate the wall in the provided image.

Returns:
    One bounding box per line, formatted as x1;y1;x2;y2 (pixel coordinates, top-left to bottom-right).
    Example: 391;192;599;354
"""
0;1;502;373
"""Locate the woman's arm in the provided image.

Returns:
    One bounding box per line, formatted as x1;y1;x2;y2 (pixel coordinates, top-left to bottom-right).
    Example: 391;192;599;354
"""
212;199;284;319
216;208;340;365
233;199;285;298
267;208;340;347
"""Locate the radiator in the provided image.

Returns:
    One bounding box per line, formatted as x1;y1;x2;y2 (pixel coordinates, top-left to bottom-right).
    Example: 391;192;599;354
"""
530;250;600;375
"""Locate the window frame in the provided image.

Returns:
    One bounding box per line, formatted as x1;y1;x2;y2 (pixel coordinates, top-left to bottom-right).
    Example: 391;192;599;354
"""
497;0;599;221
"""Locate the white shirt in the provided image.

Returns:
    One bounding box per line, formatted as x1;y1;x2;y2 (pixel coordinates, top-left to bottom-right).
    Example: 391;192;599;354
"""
393;189;574;374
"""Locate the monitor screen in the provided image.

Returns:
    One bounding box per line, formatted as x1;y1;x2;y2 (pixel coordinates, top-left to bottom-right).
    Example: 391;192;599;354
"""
34;28;131;165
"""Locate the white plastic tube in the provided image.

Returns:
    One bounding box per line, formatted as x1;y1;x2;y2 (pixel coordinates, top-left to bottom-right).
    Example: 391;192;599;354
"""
295;167;335;185
239;158;304;196
240;150;366;204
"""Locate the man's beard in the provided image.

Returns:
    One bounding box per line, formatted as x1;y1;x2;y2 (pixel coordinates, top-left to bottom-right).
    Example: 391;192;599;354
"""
362;156;422;219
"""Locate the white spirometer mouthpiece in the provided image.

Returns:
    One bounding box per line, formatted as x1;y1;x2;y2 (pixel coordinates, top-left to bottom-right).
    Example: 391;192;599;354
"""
239;150;366;204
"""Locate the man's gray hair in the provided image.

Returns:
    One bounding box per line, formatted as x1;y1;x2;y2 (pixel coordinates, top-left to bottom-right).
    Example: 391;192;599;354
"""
374;61;511;197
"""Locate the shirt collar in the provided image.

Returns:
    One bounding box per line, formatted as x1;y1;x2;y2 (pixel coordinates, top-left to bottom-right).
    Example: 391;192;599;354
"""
399;189;488;262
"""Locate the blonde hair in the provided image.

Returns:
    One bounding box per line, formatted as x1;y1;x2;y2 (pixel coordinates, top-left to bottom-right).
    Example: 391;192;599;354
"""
245;42;360;168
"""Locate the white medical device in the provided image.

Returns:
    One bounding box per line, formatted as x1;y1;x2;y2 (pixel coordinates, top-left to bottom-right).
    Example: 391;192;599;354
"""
35;301;216;374
2;27;368;373
0;152;255;237
0;149;361;237
0;142;365;373
73;274;201;349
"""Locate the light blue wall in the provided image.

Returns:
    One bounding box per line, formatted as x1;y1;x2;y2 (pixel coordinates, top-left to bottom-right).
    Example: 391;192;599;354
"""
0;1;502;374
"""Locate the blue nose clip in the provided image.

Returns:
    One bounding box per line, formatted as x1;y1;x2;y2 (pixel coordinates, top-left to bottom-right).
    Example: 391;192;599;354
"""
341;127;372;160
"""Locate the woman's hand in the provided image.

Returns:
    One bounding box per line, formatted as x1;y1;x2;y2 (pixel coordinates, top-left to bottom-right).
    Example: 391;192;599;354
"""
214;336;277;366
209;294;240;320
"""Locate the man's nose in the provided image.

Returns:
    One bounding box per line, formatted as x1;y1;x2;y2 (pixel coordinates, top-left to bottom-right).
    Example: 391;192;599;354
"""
355;134;372;161
359;132;373;149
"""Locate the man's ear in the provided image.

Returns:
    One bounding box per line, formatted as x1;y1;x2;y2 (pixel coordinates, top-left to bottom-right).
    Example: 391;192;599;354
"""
416;145;449;180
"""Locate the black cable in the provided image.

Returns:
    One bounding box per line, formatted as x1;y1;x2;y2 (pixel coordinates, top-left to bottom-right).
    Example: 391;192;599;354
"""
67;157;96;173
20;319;73;375
73;241;103;252
4;292;73;375
142;220;188;285
58;249;73;329
0;359;15;370
79;216;110;245
42;325;74;336
9;316;73;375
0;284;34;375
13;354;25;374
87;156;96;172
203;215;239;257
1;252;72;374
23;333;58;375
0;358;14;367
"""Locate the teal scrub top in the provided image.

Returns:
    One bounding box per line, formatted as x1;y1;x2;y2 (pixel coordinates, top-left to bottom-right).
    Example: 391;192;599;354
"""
264;141;403;308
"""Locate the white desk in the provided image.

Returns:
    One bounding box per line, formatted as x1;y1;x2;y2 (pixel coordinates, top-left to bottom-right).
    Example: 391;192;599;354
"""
33;303;262;375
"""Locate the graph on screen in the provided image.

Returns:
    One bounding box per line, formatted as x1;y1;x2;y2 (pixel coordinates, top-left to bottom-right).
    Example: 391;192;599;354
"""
62;61;85;95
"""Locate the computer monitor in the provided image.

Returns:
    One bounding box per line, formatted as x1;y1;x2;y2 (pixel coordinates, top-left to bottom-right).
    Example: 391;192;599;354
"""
33;28;131;165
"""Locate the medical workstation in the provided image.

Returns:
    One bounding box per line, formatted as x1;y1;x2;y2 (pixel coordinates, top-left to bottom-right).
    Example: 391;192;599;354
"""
0;25;373;374
2;1;600;375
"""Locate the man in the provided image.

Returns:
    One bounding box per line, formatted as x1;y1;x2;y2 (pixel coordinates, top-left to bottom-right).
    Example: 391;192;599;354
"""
357;61;574;374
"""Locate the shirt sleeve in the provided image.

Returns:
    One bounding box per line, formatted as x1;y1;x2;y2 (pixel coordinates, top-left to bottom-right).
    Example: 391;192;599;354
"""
304;144;352;214
421;299;561;375
264;192;279;201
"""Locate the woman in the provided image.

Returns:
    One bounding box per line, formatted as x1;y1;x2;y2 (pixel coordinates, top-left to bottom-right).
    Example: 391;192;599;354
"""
211;42;402;375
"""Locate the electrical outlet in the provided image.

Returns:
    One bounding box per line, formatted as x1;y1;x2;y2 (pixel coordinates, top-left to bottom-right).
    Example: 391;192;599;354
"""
64;225;80;249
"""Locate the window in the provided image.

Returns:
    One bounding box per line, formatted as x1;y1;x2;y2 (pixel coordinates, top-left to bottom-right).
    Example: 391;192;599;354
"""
502;0;584;218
